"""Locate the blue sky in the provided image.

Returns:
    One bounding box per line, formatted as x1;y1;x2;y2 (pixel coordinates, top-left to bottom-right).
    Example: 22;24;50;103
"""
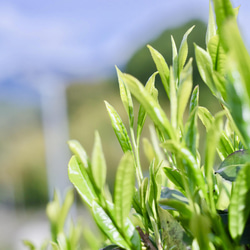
0;0;249;103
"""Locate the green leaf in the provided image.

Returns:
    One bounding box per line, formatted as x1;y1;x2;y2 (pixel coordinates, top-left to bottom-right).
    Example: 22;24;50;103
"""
229;163;250;242
213;0;234;34
194;44;216;95
68;156;97;208
22;240;36;250
105;101;132;153
159;198;192;218
92;201;131;249
190;214;212;250
161;140;205;195
162;166;185;193
114;152;135;229
169;67;177;129
206;0;217;46
171;35;178;80
68;140;90;169
158;206;186;250
161;187;188;205
177;58;193;128
137;72;158;139
198;106;214;129
207;35;226;75
116;66;134;127
178;26;194;76
204;111;224;210
148;44;170;97
121;73;176;141
184;86;199;157
216;150;250;182
91;131;107;190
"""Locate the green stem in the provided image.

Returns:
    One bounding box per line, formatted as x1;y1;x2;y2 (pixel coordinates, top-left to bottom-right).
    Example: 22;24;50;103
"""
130;126;143;187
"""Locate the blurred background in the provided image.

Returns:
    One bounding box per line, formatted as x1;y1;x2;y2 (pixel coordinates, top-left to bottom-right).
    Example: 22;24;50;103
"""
0;0;249;249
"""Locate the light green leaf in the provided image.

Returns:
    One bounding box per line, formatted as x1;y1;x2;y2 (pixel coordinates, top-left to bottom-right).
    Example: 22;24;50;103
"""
91;131;107;190
178;26;194;76
184;86;199;157
68;156;97;208
105;101;132;152
68;140;90;169
204;111;224;211
116;66;134;126
198;106;214;129
229;163;250;242
171;35;178;80
114;152;135;229
206;0;217;46
22;240;36;250
162;166;185;193
92;201;131;249
121;73;176;140
177;58;193;127
216;150;250;182
170;67;177;129
194;44;216;95
137;72;158;139
207;35;226;75
159;198;192;218
190;214;212;250
148;45;170;97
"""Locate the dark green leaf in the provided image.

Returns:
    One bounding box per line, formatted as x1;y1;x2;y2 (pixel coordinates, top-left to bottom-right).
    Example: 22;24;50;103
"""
216;150;250;182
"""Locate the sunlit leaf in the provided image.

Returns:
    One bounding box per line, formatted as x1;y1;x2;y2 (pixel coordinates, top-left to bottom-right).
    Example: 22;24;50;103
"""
68;156;97;208
206;0;217;46
91;131;107;190
169;67;177;129
116;66;134;127
114;152;135;229
121;73;176;140
148;45;170;97
229;163;250;242
92;201;130;249
105;101;132;152
178;26;194;76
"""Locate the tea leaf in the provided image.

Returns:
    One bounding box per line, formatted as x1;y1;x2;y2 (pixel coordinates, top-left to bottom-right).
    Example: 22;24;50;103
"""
92;201;130;249
68;140;90;169
159;198;192;218
91;131;107;190
105;101;132;152
216;150;250;182
169;67;177;129
148;45;170;97
116;66;134;127
171;35;178;80
162;167;185;193
184;86;199;157
190;214;212;250
158;206;186;250
114;152;135;229
68;156;97;208
178;25;194;76
206;0;216;46
122;73;176;140
177;58;193;128
229;163;250;242
137;72;158;139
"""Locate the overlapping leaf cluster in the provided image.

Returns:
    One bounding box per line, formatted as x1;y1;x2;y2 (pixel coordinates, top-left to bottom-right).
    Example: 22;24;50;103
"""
66;0;250;249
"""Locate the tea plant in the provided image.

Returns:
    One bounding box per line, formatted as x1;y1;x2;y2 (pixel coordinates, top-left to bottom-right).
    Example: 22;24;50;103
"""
25;0;250;249
68;0;250;249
